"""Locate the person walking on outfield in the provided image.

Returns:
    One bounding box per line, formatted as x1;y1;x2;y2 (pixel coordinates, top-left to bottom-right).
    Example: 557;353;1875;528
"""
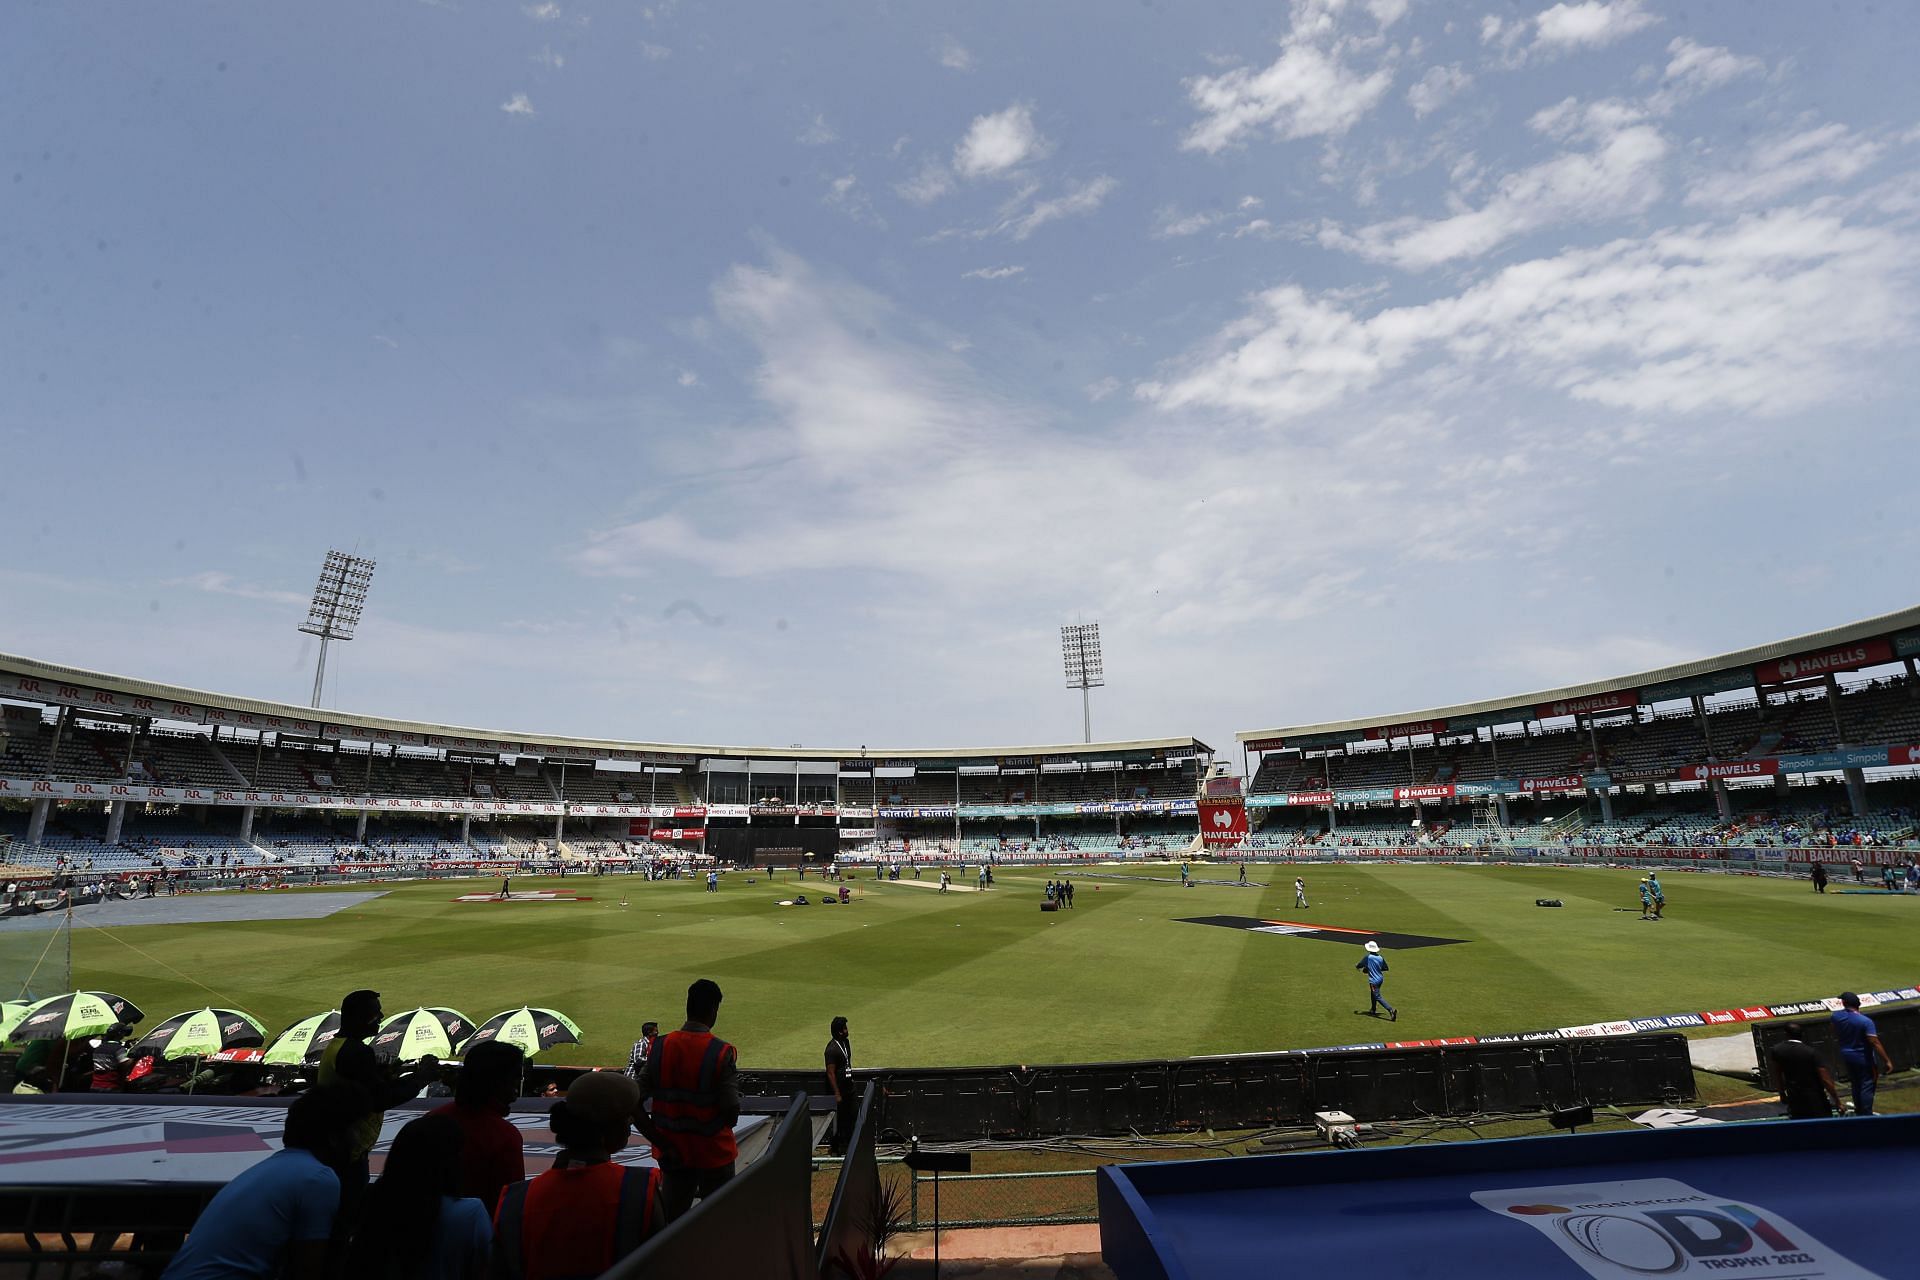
1638;878;1654;920
1238;864;1248;885
1294;877;1309;909
1648;872;1665;918
1355;941;1396;1021
1812;862;1828;893
638;979;740;1218
1831;992;1895;1115
1180;861;1191;887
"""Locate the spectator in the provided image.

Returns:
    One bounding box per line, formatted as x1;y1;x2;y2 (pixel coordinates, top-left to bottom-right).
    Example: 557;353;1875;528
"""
430;1041;526;1212
317;990;441;1207
624;1022;661;1082
160;1088;355;1280
348;1113;491;1280
493;1073;667;1280
638;979;740;1219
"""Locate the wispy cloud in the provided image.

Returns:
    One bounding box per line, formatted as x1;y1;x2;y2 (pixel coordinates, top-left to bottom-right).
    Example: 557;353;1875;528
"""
500;93;536;117
168;571;309;608
937;34;974;71
962;264;1026;280
797;113;837;146
1319;106;1666;267
1146;201;1920;421
1685;124;1884;209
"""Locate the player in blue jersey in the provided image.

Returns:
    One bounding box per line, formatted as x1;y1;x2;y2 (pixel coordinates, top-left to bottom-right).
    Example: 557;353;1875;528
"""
1355;940;1396;1021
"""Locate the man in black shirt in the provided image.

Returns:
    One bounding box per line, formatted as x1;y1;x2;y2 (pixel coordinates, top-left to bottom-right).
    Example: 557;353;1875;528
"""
824;1016;856;1155
1768;1023;1840;1119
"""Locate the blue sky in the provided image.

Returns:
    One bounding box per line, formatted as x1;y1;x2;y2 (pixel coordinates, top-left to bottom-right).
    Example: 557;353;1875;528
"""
3;0;1917;755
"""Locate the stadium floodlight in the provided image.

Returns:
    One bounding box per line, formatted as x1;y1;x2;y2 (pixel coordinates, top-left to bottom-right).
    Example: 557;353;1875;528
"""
298;550;377;708
1061;622;1105;744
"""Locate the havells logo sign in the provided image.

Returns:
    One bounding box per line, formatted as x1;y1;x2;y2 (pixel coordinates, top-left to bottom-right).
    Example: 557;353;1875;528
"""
1476;1179;1886;1279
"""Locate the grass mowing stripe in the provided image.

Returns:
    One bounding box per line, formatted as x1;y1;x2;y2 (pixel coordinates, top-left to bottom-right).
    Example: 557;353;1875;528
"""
59;864;1919;1068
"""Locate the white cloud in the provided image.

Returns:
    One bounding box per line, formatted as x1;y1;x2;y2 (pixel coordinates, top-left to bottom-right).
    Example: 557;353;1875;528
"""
677;369;700;387
1183;1;1396;153
1321;114;1666;268
531;46;565;70
1483;0;1658;65
1145;202;1920;421
1685;125;1884;209
962;265;1026;280
798;114;837;146
938;34;974;71
639;41;671;61
1406;64;1471;118
954;103;1047;179
500;93;536;117
1156;208;1225;238
523;1;562;20
1085;376;1121;401
1531;0;1657;52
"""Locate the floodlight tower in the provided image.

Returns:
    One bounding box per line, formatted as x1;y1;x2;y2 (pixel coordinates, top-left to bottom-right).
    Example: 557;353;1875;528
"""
1060;622;1105;745
299;550;376;708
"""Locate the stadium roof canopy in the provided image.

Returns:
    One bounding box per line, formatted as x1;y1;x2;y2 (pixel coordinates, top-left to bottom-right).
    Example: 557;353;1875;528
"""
1238;604;1920;753
0;650;1208;767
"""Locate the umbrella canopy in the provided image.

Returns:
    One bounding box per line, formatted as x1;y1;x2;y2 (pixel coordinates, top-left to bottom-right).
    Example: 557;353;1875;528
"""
134;1008;267;1061
262;1011;344;1067
373;1007;474;1064
462;1007;583;1058
0;1002;31;1042
7;992;144;1043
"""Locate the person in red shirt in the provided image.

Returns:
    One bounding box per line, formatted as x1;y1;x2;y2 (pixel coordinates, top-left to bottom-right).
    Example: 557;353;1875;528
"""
429;1040;526;1212
493;1072;667;1280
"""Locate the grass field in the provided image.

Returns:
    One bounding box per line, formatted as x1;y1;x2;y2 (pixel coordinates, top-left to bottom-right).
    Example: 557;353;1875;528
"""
55;863;1919;1070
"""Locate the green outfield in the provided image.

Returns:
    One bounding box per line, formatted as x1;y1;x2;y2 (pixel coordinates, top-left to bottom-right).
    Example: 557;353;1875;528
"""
61;863;1918;1070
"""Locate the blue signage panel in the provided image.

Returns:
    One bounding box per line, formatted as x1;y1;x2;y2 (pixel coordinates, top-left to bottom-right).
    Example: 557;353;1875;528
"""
1100;1116;1916;1280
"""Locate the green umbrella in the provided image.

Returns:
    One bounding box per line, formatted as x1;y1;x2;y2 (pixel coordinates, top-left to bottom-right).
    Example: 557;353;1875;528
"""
134;1008;268;1061
373;1007;473;1064
262;1011;344;1067
462;1007;583;1058
7;991;144;1043
0;1002;31;1042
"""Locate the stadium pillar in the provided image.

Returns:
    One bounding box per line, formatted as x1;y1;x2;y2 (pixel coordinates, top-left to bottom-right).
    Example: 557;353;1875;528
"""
238;806;255;844
554;813;564;844
355;810;368;842
105;801;125;845
1775;774;1792;801
1843;767;1869;817
1495;794;1510;826
1590;786;1614;825
1326;802;1338;834
1712;780;1732;820
43;705;69;779
26;798;49;847
460;814;471;846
